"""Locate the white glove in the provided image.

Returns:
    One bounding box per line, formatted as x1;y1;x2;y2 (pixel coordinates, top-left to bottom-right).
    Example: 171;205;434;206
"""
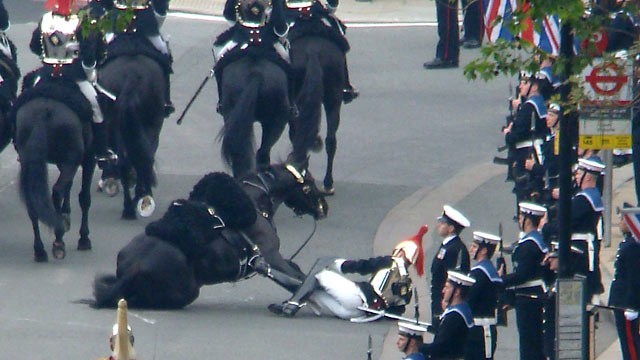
328;259;346;273
83;62;97;83
624;310;639;321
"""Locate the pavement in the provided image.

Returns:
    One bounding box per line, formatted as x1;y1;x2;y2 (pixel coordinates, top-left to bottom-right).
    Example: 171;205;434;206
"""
168;1;635;358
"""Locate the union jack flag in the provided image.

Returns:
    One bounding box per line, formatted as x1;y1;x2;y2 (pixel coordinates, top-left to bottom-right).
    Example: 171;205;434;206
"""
483;0;561;55
622;208;640;242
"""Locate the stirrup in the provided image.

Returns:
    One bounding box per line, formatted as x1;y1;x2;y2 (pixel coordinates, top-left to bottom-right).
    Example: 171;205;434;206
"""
342;87;359;104
96;150;118;169
164;102;175;117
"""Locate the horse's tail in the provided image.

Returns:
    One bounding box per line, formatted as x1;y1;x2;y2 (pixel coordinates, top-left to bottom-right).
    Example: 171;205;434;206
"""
221;73;263;175
294;52;324;159
93;273;129;308
116;76;157;187
17;110;62;231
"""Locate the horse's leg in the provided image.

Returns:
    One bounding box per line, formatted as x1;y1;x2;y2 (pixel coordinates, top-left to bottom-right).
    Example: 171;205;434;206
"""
322;100;341;195
77;157;96;250
120;161;136;220
256;114;289;170
51;165;78;259
30;215;47;262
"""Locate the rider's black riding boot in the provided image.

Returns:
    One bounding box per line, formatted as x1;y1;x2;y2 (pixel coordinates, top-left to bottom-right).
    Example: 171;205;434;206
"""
164;73;175;117
342;57;359;104
252;257;303;293
269;257;336;317
92;122;117;169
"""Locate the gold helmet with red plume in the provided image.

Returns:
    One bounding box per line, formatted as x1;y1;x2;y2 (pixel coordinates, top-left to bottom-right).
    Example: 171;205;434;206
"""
392;225;428;277
44;0;80;16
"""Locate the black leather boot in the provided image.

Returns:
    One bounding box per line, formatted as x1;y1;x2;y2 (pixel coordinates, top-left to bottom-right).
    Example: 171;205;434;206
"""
164;73;175;117
92;122;117;169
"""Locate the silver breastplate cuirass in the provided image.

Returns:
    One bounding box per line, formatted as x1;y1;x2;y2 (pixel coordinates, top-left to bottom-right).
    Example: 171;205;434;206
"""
113;0;150;10
40;12;80;65
369;258;413;308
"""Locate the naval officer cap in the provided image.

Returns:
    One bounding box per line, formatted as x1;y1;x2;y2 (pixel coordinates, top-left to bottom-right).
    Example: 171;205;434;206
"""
518;202;547;217
446;270;475;287
577;156;605;174
398;322;427;338
438;205;471;228
472;231;501;245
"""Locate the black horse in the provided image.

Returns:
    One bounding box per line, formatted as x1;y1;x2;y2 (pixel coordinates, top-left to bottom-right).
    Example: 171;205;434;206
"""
13;79;96;262
97;34;167;220
92;162;328;309
288;17;350;194
0;34;20;153
216;0;293;178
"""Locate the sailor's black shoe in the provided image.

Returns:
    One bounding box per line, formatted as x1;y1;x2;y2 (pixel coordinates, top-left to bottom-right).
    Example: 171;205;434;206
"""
268;303;285;315
423;58;459;69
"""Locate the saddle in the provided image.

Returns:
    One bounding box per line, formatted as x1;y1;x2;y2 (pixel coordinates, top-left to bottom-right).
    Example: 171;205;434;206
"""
102;34;172;75
145;199;227;260
213;24;292;79
288;11;350;52
10;71;92;126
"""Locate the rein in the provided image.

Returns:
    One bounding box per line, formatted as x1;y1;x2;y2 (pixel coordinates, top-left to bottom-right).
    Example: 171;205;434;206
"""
289;218;317;261
242;171;275;218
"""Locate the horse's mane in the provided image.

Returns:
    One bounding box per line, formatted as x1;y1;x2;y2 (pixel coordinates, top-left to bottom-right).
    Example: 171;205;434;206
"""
188;172;257;228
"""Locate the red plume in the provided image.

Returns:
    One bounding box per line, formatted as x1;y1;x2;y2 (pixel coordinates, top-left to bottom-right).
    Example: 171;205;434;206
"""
45;0;75;16
393;225;428;277
411;225;428;277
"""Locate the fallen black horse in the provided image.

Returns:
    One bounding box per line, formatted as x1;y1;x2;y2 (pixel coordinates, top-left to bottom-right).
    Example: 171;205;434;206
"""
92;163;328;309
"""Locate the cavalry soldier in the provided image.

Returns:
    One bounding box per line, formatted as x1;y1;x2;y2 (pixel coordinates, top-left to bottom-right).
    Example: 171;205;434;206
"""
430;205;471;330
103;0;174;116
609;203;640;360
418;271;475;359
499;202;548;360
396;322;427;360
282;0;359;103
212;0;290;114
503;71;549;206
465;231;502;360
261;225;428;319
30;0;116;168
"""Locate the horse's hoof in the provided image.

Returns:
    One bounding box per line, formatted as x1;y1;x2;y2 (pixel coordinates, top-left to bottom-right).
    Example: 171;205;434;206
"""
136;195;156;218
99;178;120;197
320;186;335;196
61;214;71;232
52;241;66;260
34;251;48;263
77;238;92;251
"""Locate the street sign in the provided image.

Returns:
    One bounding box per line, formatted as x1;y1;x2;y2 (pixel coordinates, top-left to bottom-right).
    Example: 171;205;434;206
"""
579;58;633;149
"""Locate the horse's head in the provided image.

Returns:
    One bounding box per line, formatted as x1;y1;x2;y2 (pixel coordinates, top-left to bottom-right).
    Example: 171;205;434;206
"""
276;163;328;220
235;0;272;27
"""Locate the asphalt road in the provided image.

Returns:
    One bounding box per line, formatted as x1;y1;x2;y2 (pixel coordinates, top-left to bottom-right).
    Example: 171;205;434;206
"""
0;2;616;359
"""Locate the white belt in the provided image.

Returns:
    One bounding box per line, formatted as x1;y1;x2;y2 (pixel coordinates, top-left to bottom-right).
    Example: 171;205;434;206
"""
510;279;547;292
473;317;497;326
571;233;596;271
515;139;543;149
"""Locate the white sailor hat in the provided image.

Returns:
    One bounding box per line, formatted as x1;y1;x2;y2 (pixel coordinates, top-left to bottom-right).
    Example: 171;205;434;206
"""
548;103;561;113
472;231;501;245
437;205;471;228
577;157;605;174
446;270;475;287
398;322;427;338
518;202;547;217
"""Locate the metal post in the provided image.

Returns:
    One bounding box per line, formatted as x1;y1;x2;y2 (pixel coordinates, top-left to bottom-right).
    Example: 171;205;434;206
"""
602;150;613;248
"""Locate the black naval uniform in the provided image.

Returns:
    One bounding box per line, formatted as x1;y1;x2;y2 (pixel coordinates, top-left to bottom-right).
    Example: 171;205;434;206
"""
419;303;474;359
608;232;640;360
502;230;548;360
431;235;470;328
570;187;604;300
465;260;502;360
0;0;8;31
505;93;548;203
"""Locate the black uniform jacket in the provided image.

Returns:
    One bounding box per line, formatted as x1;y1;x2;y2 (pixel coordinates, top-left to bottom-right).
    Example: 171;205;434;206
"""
430;236;470;315
608;234;640;310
